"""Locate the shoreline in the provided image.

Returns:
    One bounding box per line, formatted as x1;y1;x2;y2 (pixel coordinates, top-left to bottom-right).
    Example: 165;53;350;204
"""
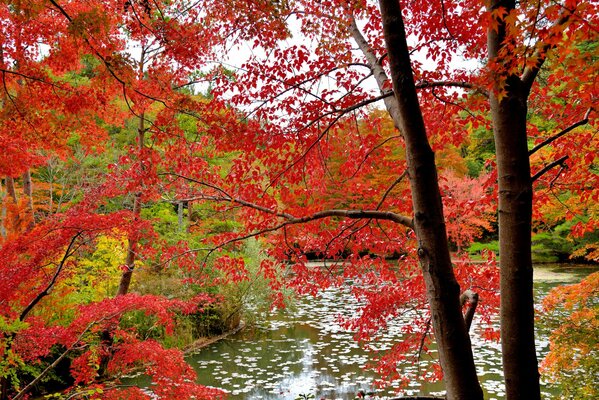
184;320;246;355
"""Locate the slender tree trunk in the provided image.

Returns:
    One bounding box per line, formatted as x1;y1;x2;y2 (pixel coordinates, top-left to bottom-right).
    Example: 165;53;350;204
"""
22;169;34;229
116;51;147;297
487;1;540;399
377;1;483;398
116;114;145;296
178;201;184;231
5;177;17;203
4;176;20;232
187;200;193;232
1;180;6;239
0;377;8;400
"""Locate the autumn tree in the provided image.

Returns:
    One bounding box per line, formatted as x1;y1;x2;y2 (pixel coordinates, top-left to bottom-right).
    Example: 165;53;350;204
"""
1;0;597;399
170;0;597;399
0;0;232;398
541;271;599;399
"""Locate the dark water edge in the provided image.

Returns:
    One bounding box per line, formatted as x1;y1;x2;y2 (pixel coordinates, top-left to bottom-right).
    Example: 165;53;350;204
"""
127;263;597;399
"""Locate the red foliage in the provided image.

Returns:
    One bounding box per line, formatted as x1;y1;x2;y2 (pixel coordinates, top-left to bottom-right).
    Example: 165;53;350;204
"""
1;0;597;397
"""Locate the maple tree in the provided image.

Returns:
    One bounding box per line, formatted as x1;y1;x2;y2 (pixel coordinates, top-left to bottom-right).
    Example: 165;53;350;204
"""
0;0;597;399
0;0;231;398
182;0;597;399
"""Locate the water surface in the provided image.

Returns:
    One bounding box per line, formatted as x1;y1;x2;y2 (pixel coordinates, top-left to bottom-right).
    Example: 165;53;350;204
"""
138;264;598;399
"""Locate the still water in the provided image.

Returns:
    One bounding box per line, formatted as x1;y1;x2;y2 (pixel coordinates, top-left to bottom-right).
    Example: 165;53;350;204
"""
139;264;596;399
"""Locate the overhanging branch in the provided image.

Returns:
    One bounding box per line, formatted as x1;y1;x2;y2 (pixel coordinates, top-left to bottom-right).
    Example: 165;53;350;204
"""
19;232;83;322
529;107;593;155
166;177;414;229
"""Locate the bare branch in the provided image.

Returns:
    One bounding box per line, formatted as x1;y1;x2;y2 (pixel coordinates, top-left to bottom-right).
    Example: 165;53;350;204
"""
349;17;398;123
169;172;414;228
19;232;83;321
0;68;63;89
531;155;568;183
291;209;413;228
416;80;489;97
529;108;593;155
414;317;432;363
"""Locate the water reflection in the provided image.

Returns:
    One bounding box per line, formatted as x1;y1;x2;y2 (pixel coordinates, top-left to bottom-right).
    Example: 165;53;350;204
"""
147;264;598;399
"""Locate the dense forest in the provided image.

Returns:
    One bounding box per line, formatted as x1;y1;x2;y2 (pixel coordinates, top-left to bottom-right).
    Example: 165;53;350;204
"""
0;0;597;399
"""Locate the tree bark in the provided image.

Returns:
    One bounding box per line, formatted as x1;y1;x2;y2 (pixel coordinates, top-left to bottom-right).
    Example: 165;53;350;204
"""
5;176;17;203
0;180;6;239
4;176;20;233
22;169;34;229
377;1;483;399
116;115;144;296
116;51;147;297
487;1;541;399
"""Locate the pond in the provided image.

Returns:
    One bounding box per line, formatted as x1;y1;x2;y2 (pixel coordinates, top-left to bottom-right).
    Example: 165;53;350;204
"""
133;263;597;399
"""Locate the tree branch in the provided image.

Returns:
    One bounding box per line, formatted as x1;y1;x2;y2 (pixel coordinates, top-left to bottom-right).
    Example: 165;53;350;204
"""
349;16;401;124
460;290;479;332
529;107;592;155
416;80;488;97
19;232;82;321
531;155;568;183
376;170;407;210
168;173;414;229
12;321;96;400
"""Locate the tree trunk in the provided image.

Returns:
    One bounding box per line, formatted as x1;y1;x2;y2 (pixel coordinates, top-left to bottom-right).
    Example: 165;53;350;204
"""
377;1;483;399
5;176;17;203
489;83;540;400
116;52;147;297
4;176;20;233
487;1;541;399
116;114;145;296
22;169;34;229
1;180;6;239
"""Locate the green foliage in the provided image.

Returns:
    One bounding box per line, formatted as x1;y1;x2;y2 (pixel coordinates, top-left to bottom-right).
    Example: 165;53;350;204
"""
128;237;279;347
463;124;495;178
467;241;499;257
141;202;190;245
532;227;573;263
0;318;28;388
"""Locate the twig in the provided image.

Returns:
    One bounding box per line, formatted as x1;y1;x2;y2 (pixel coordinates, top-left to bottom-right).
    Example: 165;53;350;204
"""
19;232;83;321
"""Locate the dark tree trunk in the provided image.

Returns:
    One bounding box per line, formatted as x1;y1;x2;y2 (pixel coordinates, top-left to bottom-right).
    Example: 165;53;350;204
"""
487;1;541;399
489;83;540;400
377;1;483;399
